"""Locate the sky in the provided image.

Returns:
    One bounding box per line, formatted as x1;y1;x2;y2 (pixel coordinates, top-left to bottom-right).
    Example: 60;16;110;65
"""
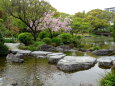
48;0;115;14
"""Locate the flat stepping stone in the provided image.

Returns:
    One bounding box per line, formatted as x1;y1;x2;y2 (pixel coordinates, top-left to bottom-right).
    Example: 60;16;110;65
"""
57;56;96;72
47;53;65;57
31;51;52;58
97;56;115;68
48;54;66;63
17;50;31;55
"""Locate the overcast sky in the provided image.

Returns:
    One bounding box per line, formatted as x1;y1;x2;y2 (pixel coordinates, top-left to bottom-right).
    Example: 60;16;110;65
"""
48;0;115;14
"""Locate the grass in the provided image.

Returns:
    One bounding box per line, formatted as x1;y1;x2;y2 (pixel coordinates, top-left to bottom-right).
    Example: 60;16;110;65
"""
99;72;115;86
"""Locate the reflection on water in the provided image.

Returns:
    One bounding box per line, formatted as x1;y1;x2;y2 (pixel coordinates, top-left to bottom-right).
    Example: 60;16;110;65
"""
83;36;115;49
0;57;110;86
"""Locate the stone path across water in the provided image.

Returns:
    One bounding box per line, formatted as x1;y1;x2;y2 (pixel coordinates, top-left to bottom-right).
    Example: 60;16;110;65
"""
4;43;115;71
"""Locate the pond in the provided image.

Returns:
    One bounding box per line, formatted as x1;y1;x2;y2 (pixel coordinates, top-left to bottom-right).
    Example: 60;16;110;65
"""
0;36;114;86
0;57;111;86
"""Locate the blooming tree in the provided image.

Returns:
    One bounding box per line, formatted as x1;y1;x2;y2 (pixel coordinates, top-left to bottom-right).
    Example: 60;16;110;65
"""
41;12;71;38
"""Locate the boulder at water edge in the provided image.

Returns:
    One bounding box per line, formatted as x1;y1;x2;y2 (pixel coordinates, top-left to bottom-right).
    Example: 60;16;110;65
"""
47;53;66;63
57;56;96;72
92;49;114;56
6;53;24;63
97;56;115;68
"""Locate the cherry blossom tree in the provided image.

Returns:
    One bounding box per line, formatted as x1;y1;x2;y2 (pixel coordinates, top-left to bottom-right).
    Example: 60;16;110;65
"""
41;12;71;38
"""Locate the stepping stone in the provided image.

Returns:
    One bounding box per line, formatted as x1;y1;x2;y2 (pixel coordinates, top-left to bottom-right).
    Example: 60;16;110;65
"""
31;51;52;58
57;56;96;72
97;56;115;68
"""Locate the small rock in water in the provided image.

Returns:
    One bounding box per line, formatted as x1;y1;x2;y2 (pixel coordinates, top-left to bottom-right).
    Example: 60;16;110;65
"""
6;53;24;63
92;49;114;56
97;56;115;68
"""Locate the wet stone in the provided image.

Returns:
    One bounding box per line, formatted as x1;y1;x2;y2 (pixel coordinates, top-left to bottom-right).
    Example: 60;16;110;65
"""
57;56;96;72
31;51;52;58
97;56;115;68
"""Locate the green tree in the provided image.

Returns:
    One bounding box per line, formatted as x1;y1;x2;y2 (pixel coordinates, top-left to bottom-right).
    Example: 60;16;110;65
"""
1;0;54;41
71;17;92;34
84;9;115;32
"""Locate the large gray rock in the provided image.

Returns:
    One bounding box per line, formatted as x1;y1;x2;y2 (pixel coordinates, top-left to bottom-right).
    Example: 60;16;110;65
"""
16;50;31;56
31;51;52;58
39;44;56;51
57;56;96;72
92;49;114;56
6;53;24;63
4;43;31;56
48;55;66;64
97;56;115;68
56;45;71;51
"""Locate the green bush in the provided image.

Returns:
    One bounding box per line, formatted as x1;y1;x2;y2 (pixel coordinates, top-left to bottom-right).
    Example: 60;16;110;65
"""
59;33;72;44
0;43;9;56
100;72;115;86
0;33;4;43
18;32;33;45
72;35;82;48
38;31;50;39
43;37;52;45
52;37;62;46
27;45;37;51
34;41;46;46
4;38;16;43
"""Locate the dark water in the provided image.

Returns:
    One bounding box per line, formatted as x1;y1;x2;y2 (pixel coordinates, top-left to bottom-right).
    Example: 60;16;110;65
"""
0;57;111;86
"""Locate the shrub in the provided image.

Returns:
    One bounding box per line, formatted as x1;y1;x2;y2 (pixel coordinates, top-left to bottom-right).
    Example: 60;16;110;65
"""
59;33;72;45
38;31;50;39
43;37;52;45
0;33;4;43
100;72;115;86
18;32;33;45
52;37;62;46
4;38;16;43
0;43;9;56
27;45;37;51
34;41;45;46
72;35;82;48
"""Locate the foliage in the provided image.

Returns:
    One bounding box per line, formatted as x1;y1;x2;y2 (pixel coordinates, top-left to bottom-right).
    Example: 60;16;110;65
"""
42;12;71;38
0;32;4;42
84;9;112;32
38;31;50;39
72;35;82;48
52;37;62;46
4;38;16;43
100;72;115;86
33;41;46;47
59;33;72;44
19;41;46;51
112;22;115;42
18;32;33;45
43;37;52;45
0;43;9;56
71;17;93;34
2;0;55;41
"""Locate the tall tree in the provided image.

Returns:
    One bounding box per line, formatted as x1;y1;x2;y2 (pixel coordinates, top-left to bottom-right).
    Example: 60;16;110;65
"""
2;0;55;41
